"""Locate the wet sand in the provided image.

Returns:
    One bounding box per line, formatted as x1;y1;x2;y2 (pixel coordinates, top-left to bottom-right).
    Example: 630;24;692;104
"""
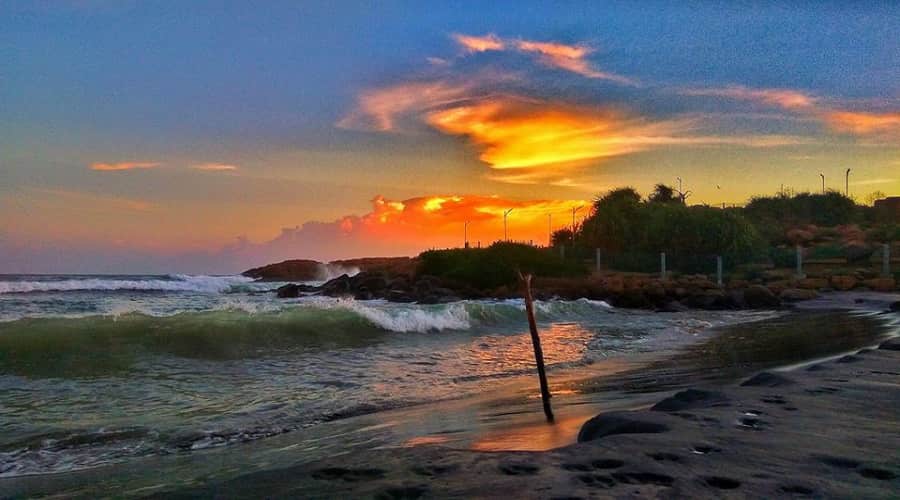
147;337;900;499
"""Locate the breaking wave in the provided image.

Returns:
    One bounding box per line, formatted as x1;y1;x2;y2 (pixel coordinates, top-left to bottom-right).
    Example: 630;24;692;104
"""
0;275;273;294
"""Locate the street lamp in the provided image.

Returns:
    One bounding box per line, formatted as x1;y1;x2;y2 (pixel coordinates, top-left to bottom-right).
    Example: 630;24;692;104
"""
571;205;584;243
845;168;852;197
819;173;825;193
503;208;514;242
547;214;552;247
464;221;470;248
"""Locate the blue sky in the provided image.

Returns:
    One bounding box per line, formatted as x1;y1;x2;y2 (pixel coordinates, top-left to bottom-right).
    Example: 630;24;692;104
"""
2;1;898;273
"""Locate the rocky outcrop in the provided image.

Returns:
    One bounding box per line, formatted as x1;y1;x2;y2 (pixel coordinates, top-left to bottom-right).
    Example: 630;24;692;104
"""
243;259;324;281
743;285;781;309
275;283;320;298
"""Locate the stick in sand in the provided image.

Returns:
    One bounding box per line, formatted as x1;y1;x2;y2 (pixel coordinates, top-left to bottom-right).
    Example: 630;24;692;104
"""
520;272;554;422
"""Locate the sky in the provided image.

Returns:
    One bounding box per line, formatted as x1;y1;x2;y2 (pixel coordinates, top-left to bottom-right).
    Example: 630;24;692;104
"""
2;0;899;274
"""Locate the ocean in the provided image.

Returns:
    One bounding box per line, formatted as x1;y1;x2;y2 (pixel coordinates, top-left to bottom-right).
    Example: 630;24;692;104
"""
0;273;895;495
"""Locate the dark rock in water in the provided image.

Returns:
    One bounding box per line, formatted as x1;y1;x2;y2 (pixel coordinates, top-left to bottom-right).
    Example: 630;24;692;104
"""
780;288;818;302
743;285;781;309
275;283;319;298
352;272;389;293
611;289;651;309
321;274;352;296
658;300;689;312
577;413;669;443
740;372;795;387
878;337;900;351
651;389;730;412
243;259;323;281
890;301;900;312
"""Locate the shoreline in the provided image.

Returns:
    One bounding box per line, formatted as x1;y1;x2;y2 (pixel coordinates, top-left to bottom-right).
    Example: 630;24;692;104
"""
145;336;900;499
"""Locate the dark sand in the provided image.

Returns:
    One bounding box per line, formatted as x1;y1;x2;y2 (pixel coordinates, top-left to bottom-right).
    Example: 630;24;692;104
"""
145;338;900;499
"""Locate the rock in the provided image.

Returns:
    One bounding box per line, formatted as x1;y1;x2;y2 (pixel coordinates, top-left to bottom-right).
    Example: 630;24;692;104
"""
830;275;857;291
353;272;389;292
862;278;897;292
765;280;791;295
577;413;669;443
658;300;689;312
275;283;319;298
780;288;819;302
744;285;781;309
611;289;651;309
321;274;352;296
890;301;900;312
243;259;324;281
740;372;795;387
798;278;829;290
651;389;730;412
844;243;874;263
878;337;900;351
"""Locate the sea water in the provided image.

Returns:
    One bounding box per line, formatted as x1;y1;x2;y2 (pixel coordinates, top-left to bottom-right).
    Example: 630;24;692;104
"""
0;274;893;482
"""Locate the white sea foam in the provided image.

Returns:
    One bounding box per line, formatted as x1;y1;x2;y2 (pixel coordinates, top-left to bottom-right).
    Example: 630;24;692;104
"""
294;297;471;333
0;275;260;294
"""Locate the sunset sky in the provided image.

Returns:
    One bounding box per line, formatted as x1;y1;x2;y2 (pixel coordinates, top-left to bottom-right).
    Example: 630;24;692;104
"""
2;1;898;273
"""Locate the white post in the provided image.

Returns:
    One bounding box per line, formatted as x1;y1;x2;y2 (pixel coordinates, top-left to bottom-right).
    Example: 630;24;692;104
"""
796;244;804;278
884;243;891;278
596;248;602;272
716;255;723;286
660;252;667;280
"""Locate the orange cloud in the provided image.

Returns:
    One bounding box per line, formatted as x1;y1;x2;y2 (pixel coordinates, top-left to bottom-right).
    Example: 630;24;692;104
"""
423;98;803;169
680;85;817;110
337;80;474;131
513;40;632;83
451;33;632;83
329;194;589;247
452;33;505;53
825;111;900;135
191;162;239;172
89;161;161;171
222;194;589;265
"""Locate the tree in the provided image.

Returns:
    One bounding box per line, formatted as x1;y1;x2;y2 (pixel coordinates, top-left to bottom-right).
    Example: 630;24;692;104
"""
865;191;886;206
648;183;679;204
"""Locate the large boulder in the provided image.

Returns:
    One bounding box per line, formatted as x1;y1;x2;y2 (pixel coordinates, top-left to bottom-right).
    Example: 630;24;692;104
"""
651;389;729;412
844;243;874;263
321;274;352;296
275;283;319;298
744;285;781;309
862;278;897;292
830;275;857;291
577;413;670;443
242;259;323;281
797;278;829;290
780;288;819;302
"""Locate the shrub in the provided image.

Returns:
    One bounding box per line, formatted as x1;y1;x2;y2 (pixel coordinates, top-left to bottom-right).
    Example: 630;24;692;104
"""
418;242;587;289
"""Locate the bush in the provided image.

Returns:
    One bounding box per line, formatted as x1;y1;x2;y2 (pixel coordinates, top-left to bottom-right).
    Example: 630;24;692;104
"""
418;242;587;289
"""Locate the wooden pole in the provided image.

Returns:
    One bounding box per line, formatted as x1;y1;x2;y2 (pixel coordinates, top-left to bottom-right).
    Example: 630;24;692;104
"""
520;272;554;422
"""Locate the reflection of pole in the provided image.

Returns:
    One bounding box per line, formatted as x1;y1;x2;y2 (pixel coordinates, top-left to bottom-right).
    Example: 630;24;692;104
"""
520;273;554;423
503;208;514;242
845;168;851;197
819;173;825;193
464;221;470;248
716;255;723;286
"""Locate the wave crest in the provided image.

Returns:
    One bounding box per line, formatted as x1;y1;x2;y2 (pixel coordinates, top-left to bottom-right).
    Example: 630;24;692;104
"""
0;275;267;294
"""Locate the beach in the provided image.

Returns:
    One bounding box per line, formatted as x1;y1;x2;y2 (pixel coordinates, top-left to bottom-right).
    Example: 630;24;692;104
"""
144;334;900;499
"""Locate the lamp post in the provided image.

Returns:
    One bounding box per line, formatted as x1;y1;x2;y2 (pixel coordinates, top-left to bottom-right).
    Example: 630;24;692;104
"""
571;205;584;244
503;208;514;242
547;214;552;247
464;221;470;248
845;168;851;197
819;173;825;193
